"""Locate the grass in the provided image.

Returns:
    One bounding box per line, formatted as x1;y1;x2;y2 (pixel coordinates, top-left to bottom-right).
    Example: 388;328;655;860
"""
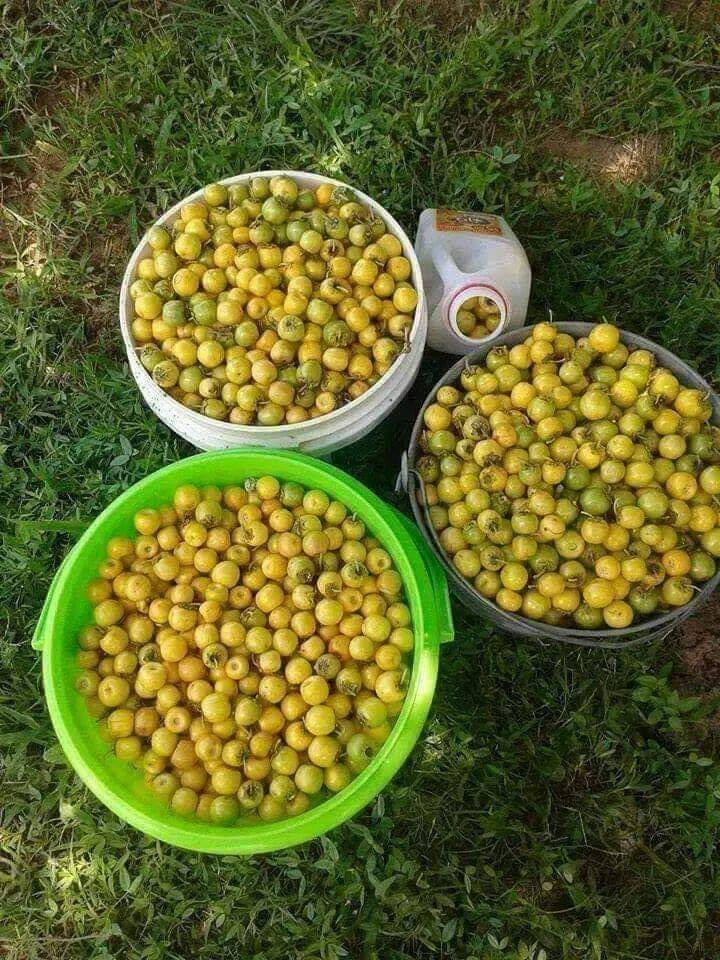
1;0;720;957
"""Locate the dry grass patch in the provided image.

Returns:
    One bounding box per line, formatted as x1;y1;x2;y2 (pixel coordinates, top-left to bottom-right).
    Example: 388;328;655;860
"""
542;127;662;184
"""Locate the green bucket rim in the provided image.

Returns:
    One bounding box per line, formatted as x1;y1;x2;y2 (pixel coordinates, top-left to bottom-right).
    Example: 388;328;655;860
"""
35;450;453;854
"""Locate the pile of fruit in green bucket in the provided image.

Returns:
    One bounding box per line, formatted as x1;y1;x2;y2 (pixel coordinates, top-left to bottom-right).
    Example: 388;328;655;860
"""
78;474;416;825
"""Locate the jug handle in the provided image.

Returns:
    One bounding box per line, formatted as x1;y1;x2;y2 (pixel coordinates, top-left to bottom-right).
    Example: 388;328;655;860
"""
428;242;466;297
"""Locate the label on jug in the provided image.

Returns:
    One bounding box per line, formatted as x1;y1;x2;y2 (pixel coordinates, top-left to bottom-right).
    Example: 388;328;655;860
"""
435;209;503;235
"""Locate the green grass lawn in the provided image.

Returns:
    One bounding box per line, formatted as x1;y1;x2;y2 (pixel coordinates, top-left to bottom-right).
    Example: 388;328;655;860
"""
2;1;720;957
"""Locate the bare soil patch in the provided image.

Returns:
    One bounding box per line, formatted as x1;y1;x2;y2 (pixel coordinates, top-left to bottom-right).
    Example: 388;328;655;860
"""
0;140;67;281
34;69;85;116
662;0;718;27
542;128;662;184
670;596;720;744
1;70;85;279
673;596;720;695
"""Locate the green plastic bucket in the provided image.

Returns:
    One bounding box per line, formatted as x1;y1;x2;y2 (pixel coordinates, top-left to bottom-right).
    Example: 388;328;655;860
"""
32;450;453;855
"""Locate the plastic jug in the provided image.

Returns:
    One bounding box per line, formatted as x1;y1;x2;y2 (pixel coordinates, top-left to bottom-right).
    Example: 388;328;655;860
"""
415;209;531;354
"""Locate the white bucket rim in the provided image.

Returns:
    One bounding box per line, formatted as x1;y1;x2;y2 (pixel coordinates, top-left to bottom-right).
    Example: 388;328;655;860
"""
119;170;426;435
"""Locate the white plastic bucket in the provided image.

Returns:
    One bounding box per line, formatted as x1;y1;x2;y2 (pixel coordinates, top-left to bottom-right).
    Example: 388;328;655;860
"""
119;171;427;455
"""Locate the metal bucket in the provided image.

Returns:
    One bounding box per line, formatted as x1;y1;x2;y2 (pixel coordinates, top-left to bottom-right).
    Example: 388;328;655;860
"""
401;322;720;648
